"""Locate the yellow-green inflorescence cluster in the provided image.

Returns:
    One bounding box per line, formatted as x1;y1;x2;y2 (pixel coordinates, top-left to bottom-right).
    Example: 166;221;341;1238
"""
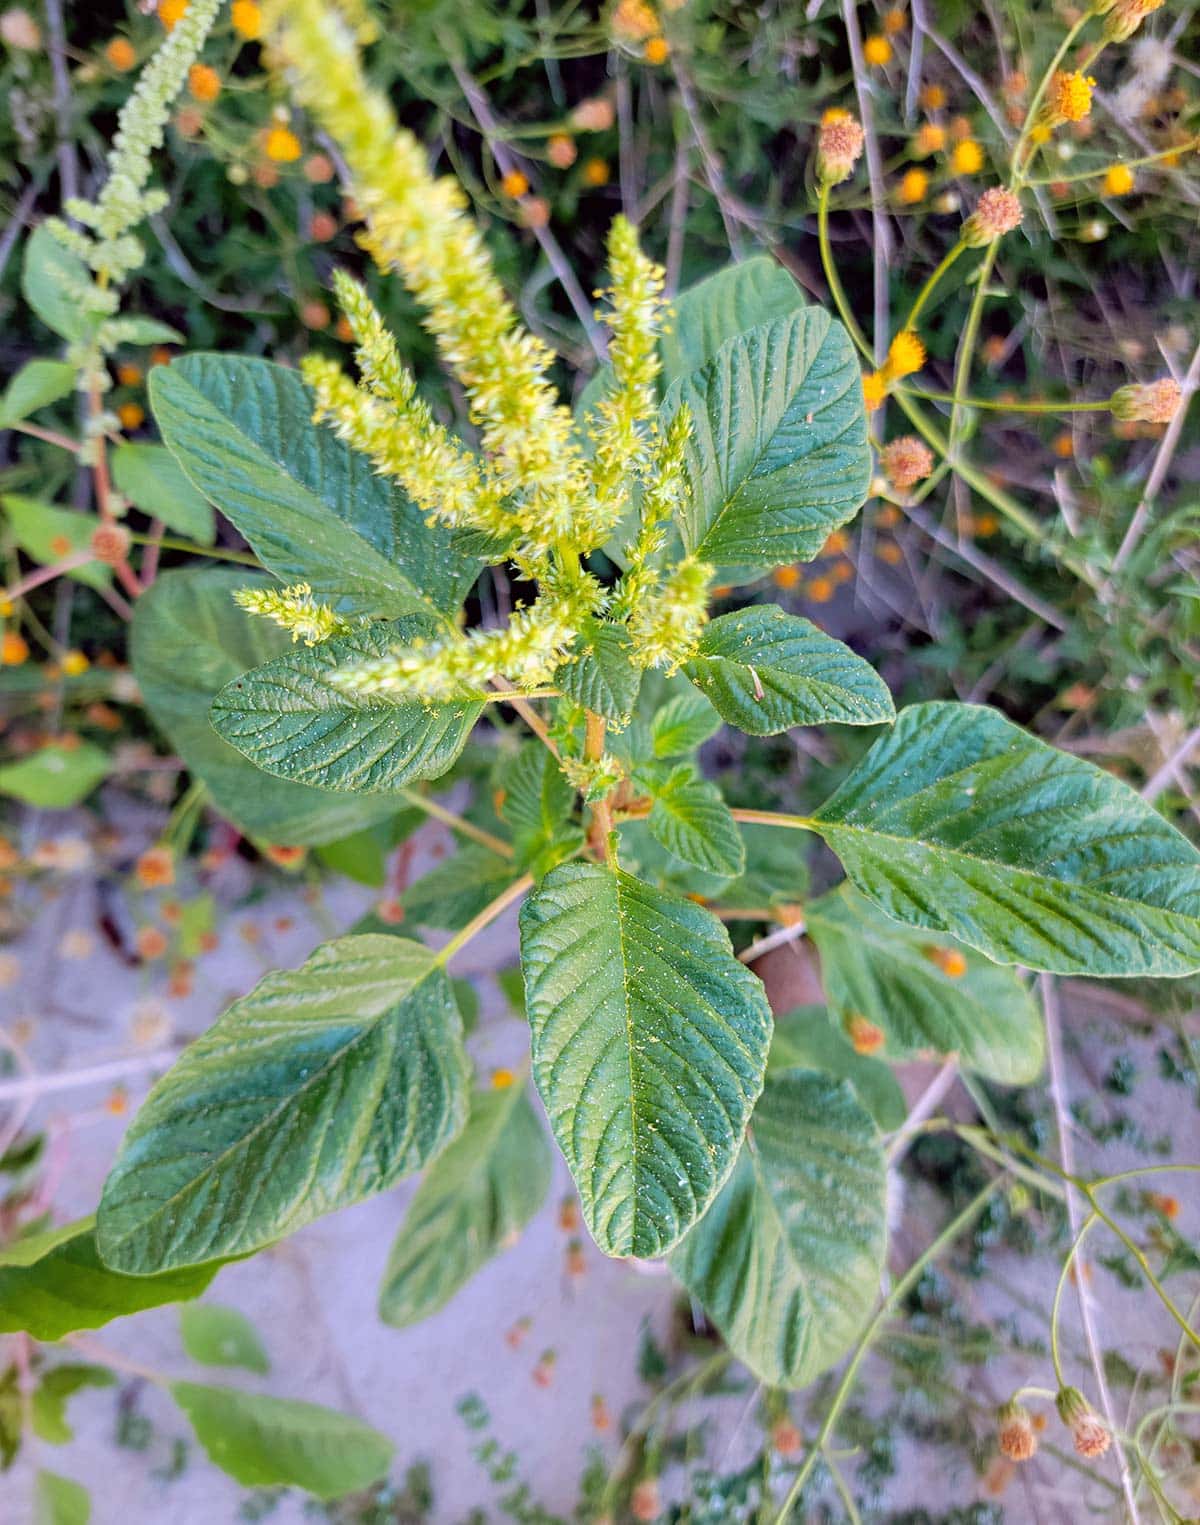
253;0;711;706
234;583;353;646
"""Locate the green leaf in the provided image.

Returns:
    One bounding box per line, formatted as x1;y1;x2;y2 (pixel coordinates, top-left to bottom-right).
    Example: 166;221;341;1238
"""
496;743;578;876
807;886;1044;1082
380;1083;552;1326
670;1068;886;1387
210;621;482;795
113;316;184;346
2;495;108;591
0;743;110;809
35;1471;90;1525
714;822;809;913
180;1304;270;1374
768;1007;906;1130
0;1219;221;1339
169;1383;394;1499
650;690;722;757
641;762;745;877
22;225;92;342
32;1366;115;1445
556;618;642;724
96;934;469;1272
670;308;869;584
519;863;772;1258
811;702;1200;976
111;442;216;544
685;607;894;735
150;355;482;619
0;360;76;428
133;567;396;844
660;257;806;381
402;844;517;930
315;826;391;887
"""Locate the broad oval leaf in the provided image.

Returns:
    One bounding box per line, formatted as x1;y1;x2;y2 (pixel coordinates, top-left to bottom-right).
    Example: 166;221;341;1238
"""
35;1470;90;1525
811;702;1200;977
169;1382;393;1499
180;1304;270;1373
670;1068;886;1388
0;360;76;428
210;621;482;795
641;762;746;877
0;742;109;810
768;1007;906;1130
0;1219;220;1340
807;886;1044;1083
556;618;642;724
22;224;93;342
650;689;722;757
685;607;894;735
133;567;395;844
32;1366;115;1445
661;256;806;381
380;1084;552;1327
150;354;483;618
671;308;869;584
519;863;772;1258
111;442;216;545
96;935;469;1272
2;494;108;591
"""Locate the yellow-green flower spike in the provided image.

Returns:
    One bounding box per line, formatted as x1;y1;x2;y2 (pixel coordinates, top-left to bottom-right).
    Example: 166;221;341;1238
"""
233;582;352;646
628;555;713;672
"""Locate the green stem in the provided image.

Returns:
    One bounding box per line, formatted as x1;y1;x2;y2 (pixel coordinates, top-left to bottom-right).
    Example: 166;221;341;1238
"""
904;389;1111;415
729;809;816;831
947;240;997;459
1010;14;1093;178
125;533;262;566
433;873;534;967
1049;1210;1099;1385
1084;1193;1200;1355
904;239;967;332
399;789;514;859
772;1178;1004;1523
817;183;874;364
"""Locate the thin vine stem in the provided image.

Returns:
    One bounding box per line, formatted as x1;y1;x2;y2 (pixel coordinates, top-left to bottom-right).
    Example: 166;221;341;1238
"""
398;788;514;859
771;1178;1004;1523
433;872;534;967
816;182;874;364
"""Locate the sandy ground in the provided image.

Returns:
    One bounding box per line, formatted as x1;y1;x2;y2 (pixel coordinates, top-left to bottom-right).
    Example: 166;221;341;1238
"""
1;789;1198;1523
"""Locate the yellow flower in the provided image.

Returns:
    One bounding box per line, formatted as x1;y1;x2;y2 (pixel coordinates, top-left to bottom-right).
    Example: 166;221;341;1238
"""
643;34;669;64
920;83;947;110
231;0;263;38
884;331;925;380
612;0;660;42
1103;162;1134;196
882;6;907;32
1;631;29;666
188;62;221;102
897;168;928;204
1045;70;1095;125
1029;123;1052;145
582;156;610;186
950;138;984;174
913;121;946;155
62;650;90;677
501;169;530;198
265;125;302;162
159;0;189;31
105;36;137;71
863;33;893;66
862;370;887;410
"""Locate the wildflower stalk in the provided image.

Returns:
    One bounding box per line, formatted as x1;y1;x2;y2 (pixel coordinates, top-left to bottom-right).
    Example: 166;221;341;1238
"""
903;239;967;332
816;183;873;364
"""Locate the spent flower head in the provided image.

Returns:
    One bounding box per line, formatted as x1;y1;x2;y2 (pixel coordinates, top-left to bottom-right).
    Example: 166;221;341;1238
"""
880;435;934;490
997;1399;1038;1462
1109;376;1182;422
962;186;1023;245
817;110;865;185
1056;1387;1112;1459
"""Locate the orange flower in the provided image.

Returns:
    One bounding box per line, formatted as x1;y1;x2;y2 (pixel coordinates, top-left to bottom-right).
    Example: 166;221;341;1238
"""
546;133;577;169
1103;163;1134;196
501;169;530;199
158;0;189;31
817;111;865;185
136;846;175;889
1;631;29;666
808;575;834;603
116;362;143;387
309;210;338;242
61;650;89;676
1044;70;1095;125
863;33;893;66
925;944;968;977
118;402;145;431
823;529;850;556
188;63;221;102
105;36;136;71
582;157;610;187
304;152;335;183
876;539;903;565
643;35;670;64
897;168;928;204
772;565;801;590
950;138;984;175
264;125;302;163
862;370;887;411
90;523;132;566
231;0;263;39
846;1013;885;1055
880;435;934;489
884;330;925;380
136;926;169;960
920;83;947;110
491;1067;516;1090
882;5;907;32
913;122;946;155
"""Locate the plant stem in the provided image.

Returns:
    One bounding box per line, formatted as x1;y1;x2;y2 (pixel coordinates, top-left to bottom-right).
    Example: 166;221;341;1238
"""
904;239;967;331
399;789;514;859
729;809;816;832
817;183;874;364
434;873;534;967
772;1178;1003;1523
584;710;614;859
904;388;1111;415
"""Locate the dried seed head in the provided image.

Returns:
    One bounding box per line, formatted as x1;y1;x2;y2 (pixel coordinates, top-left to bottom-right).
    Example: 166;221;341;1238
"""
880;435;934;490
1110;376;1182;423
962;186;1023;245
817;110;865;185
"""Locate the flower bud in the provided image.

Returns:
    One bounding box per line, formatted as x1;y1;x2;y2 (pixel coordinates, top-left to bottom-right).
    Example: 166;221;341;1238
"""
962;187;1023;245
1103;0;1164;41
817;110;865;185
1110;376;1182;423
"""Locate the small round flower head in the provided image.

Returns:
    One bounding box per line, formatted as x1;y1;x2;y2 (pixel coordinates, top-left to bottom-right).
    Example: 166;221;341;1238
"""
1110;376;1182;423
950;138;984;175
1056;1387;1112;1459
962;186;1023;245
1044;70;1096;125
90;522;132;566
1103;162;1134;196
863;33;893;66
880;435;934;490
862;370;887;411
997;1400;1038;1462
846;1012;885;1055
884;330;926;380
817;110;865;185
572;95;616;131
897;168;929;204
1103;0;1164;40
914;122;947;155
